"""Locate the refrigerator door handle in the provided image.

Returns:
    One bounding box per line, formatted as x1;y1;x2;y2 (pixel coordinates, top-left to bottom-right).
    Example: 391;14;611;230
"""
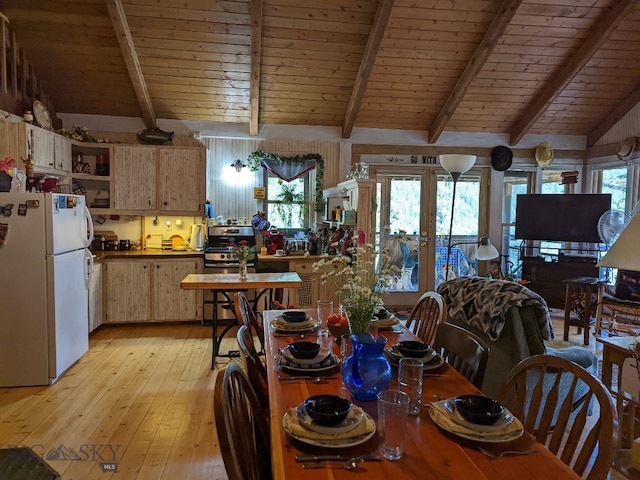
83;204;94;249
84;248;94;290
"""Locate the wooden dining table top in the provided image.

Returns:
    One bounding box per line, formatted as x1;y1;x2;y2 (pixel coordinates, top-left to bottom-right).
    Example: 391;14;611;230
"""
180;271;303;290
263;309;581;480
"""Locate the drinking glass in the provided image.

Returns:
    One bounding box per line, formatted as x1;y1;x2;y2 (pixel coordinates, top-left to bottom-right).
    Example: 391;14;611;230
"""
316;300;333;337
339;334;352;362
398;358;423;415
377;390;410;460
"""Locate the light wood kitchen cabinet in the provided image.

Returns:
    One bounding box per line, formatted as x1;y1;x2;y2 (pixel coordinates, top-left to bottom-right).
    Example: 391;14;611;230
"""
152;258;203;321
157;147;205;213
103;260;152;323
112;145;205;215
103;257;203;323
0;121;71;173
89;261;103;332
288;259;321;309
112;145;157;211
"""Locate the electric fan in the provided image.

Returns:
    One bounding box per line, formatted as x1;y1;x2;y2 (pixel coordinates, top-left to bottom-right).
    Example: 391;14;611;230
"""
597;210;631;245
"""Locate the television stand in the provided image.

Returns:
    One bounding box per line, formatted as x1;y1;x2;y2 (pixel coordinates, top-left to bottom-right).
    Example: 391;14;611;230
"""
522;256;599;308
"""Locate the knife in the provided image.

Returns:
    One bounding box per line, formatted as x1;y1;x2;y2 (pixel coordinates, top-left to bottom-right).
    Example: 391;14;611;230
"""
295;454;381;462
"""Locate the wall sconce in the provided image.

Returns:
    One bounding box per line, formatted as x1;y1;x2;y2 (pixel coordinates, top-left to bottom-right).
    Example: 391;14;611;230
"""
231;159;246;172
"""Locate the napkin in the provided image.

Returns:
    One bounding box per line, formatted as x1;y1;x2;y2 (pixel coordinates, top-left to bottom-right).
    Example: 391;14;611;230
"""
277;351;338;370
429;400;522;438
273;317;316;330
284;405;375;440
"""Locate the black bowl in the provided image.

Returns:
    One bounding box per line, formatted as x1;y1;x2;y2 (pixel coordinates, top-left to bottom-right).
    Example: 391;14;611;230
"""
288;341;321;359
454;395;504;426
373;308;389;320
398;340;431;358
281;310;308;323
304;395;352;427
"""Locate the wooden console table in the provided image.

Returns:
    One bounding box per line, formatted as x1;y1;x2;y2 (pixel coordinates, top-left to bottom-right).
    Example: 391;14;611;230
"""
563;277;603;346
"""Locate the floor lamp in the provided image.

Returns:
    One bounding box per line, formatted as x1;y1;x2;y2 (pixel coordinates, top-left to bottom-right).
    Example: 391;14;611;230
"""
440;154;477;282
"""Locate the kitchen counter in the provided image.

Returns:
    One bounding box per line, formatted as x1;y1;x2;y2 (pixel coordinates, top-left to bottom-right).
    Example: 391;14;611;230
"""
257;254;326;262
92;249;204;259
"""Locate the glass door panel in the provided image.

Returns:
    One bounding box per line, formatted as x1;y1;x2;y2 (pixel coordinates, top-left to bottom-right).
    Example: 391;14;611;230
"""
375;174;424;305
435;172;481;287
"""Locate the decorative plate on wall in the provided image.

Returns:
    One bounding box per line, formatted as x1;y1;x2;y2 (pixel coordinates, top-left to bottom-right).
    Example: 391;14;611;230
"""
33;100;52;130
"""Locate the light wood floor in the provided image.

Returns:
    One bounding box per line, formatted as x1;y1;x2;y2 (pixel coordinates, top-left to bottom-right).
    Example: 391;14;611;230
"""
0;310;625;480
0;322;231;480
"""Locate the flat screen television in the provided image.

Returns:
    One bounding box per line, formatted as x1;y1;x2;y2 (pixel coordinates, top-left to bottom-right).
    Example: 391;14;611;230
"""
514;193;611;243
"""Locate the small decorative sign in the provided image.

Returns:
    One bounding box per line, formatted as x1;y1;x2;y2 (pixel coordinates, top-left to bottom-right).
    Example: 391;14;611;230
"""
254;187;266;199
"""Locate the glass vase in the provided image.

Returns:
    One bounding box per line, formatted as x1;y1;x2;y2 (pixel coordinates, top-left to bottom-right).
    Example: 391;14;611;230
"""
238;259;248;279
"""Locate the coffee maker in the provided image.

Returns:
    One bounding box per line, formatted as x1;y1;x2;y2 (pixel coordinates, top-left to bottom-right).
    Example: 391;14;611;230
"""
265;227;284;255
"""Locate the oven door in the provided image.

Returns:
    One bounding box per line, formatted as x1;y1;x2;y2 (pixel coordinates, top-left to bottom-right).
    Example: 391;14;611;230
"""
202;262;256;325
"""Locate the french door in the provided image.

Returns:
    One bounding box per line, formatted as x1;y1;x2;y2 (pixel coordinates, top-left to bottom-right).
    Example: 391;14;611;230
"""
374;171;434;307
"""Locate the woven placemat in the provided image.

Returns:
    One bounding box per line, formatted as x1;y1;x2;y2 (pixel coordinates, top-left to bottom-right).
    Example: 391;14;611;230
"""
0;447;60;480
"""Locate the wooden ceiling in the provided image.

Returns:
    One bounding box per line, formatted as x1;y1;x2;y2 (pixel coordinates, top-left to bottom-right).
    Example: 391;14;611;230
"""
2;0;640;146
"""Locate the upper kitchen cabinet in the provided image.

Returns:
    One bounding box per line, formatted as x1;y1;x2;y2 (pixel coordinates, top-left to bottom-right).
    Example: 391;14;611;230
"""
112;145;157;211
157;147;205;213
0;121;71;173
112;145;205;215
323;178;377;245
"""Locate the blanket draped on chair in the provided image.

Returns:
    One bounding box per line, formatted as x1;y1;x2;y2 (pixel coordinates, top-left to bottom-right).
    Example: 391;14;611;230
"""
437;277;553;341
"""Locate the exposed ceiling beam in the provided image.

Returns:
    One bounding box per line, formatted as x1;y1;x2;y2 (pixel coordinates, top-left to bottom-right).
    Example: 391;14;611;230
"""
429;0;523;144
587;83;640;147
249;0;263;137
509;0;638;146
342;0;395;139
105;0;156;128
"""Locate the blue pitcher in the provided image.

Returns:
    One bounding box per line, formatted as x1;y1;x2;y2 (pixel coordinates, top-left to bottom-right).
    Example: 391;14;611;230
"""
341;333;392;401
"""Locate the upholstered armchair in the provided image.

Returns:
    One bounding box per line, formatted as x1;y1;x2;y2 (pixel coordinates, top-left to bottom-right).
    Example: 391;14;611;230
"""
437;277;598;397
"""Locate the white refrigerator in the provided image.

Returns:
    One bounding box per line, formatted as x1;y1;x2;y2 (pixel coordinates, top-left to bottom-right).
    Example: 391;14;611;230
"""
0;192;94;386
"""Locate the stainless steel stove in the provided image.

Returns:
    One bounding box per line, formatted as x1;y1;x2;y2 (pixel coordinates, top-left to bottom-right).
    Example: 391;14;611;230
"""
203;225;257;326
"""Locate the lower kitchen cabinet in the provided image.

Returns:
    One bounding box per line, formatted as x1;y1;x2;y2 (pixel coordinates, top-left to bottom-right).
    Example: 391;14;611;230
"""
103;258;202;323
89;261;103;332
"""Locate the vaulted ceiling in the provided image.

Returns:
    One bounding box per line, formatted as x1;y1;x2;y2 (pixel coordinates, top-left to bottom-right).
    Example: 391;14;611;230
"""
2;0;640;146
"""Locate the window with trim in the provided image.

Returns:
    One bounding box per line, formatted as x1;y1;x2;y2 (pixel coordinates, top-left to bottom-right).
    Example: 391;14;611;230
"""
265;174;309;229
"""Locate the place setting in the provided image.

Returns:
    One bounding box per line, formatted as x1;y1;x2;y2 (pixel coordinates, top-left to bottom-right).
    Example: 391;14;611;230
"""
384;340;445;372
369;306;401;330
428;394;525;444
282;394;377;451
275;340;341;375
270;309;318;334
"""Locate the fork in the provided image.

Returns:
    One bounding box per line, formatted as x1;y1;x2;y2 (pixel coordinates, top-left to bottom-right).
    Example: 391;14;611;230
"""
479;447;539;459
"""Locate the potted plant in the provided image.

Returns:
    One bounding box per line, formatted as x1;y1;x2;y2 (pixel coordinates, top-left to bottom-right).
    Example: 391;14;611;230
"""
274;180;307;227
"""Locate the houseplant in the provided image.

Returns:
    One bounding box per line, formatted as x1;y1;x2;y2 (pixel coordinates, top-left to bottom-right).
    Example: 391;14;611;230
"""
312;234;402;334
274;180;306;227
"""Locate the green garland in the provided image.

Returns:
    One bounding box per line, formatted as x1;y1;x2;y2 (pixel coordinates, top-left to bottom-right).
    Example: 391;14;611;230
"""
247;150;325;211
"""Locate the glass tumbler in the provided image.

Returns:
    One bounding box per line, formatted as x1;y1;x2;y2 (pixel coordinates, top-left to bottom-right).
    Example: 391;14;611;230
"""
316;300;333;337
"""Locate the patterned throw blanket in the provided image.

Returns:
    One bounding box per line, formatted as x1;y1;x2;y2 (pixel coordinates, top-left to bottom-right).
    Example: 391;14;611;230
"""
437;276;553;341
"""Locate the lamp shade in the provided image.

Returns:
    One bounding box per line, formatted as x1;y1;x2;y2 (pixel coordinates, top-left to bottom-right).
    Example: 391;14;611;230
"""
476;236;500;261
439;154;477;175
596;214;640;271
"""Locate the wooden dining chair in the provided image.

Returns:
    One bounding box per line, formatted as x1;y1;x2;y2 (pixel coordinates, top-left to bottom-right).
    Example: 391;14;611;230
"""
496;354;618;480
432;322;489;390
236;324;269;407
234;291;265;354
214;362;272;480
405;291;446;345
610;357;640;477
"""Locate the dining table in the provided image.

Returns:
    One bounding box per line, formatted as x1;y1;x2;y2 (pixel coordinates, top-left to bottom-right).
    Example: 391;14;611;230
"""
263;309;582;480
180;272;302;367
